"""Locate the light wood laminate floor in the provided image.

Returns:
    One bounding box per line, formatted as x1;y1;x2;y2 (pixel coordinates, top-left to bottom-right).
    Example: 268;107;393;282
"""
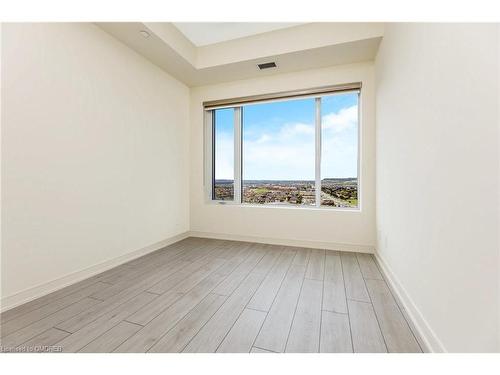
0;238;422;353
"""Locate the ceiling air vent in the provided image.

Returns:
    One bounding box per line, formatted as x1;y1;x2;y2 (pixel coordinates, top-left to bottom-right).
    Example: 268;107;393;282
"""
258;62;277;70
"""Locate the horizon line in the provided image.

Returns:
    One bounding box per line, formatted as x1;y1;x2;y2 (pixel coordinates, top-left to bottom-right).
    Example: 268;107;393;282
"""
214;178;357;182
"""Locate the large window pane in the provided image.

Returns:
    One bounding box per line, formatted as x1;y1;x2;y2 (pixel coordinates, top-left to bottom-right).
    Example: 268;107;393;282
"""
242;98;315;205
213;108;234;201
320;93;359;207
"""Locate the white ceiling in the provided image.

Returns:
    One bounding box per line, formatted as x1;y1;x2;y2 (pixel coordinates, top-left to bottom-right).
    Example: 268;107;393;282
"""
97;22;384;86
173;22;303;46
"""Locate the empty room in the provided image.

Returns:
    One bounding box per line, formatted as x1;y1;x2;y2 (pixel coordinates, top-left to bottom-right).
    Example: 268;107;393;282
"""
1;5;500;367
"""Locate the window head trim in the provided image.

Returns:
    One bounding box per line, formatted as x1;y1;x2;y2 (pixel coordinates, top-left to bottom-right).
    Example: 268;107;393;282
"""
203;82;362;110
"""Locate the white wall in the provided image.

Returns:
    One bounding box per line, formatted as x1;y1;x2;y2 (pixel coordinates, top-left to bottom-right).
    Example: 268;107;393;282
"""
1;23;190;309
375;23;499;352
190;63;376;251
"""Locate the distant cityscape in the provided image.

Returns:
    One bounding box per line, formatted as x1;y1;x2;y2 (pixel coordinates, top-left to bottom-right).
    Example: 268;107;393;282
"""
213;178;358;208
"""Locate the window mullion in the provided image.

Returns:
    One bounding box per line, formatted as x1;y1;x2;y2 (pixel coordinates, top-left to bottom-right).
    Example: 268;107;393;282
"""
205;110;214;201
315;98;321;207
234;107;242;204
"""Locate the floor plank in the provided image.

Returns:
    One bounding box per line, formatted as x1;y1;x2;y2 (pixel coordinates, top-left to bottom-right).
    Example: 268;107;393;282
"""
285;278;323;352
0;239;194;325
254;265;306;353
100;242;189;285
148;294;227;353
341;253;370;302
1;298;101;348
305;249;325;281
357;253;384;280
147;255;224;295
125;290;184;326
0;276;110;324
320;311;352;353
323;254;348;314
212;247;266;296
365;279;421;353
79;321;142;352
92;240;219;300
114;272;227;352
292;248;311;266
211;240;238;260
348;300;387;353
19;328;70;349
250;346;274;353
217;308;267;353
55;257;198;333
251;245;282;275
211;243;253;277
171;258;227;294
56;292;157;352
183;272;265;352
90;259;190;301
247;250;295;312
1;281;109;338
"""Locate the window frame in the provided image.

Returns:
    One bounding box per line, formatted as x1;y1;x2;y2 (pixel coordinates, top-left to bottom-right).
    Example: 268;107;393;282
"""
204;84;362;211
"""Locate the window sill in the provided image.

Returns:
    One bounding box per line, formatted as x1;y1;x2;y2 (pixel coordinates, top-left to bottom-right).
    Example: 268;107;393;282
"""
205;200;361;212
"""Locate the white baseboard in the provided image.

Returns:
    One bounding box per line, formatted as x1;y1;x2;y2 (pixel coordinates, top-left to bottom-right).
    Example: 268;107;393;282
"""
0;231;190;313
188;230;374;254
374;252;446;353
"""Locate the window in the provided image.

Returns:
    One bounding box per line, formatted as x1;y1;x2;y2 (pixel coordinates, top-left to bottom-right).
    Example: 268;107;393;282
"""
320;93;359;207
205;84;360;209
242;98;316;205
213;108;235;201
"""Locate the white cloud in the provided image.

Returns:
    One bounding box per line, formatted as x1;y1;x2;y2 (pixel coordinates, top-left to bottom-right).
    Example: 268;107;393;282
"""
322;105;358;133
279;122;315;138
256;134;272;143
321;106;358;178
214;134;234;180
242;121;315;180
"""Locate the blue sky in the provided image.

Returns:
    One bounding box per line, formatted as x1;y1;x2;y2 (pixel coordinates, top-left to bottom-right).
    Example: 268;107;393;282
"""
214;93;358;181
